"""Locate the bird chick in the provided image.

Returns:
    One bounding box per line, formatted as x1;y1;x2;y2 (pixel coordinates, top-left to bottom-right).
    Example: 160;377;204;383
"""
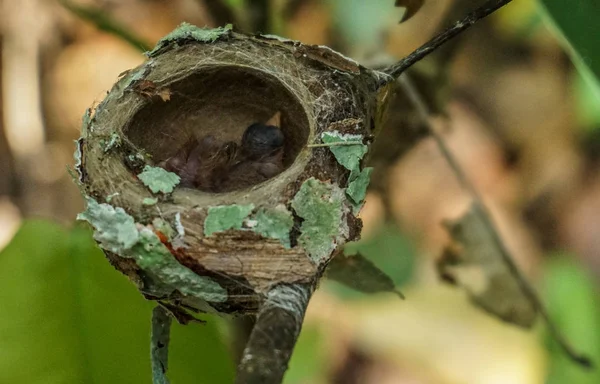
217;123;285;191
158;120;285;192
160;135;237;190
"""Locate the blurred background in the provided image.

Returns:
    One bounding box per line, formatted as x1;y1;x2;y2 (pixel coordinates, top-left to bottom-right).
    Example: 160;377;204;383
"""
1;0;600;383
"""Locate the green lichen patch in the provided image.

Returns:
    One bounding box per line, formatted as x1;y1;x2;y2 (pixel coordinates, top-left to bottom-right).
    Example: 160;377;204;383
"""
101;133;121;153
143;197;158;206
77;198;139;253
138;165;180;194
251;206;294;248
152;218;175;239
204;204;255;237
134;228;227;302
346;167;373;207
147;23;233;57
78;198;227;303
291;178;345;263
321;131;367;172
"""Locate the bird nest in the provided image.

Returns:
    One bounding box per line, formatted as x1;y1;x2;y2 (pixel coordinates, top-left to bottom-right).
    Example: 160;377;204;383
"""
75;24;390;316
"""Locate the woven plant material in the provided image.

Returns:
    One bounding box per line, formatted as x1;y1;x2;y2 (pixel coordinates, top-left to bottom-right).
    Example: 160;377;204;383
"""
75;24;391;316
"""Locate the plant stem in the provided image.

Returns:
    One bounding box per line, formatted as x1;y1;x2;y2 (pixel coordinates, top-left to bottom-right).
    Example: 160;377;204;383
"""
151;305;173;384
398;74;592;368
382;0;514;82
59;0;151;52
235;283;314;384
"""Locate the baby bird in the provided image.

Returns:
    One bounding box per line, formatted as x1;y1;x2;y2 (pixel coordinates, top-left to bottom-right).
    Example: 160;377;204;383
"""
217;123;285;191
159;118;285;192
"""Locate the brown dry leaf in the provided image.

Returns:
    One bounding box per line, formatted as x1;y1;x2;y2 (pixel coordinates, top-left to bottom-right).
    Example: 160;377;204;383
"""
395;0;425;22
437;205;537;327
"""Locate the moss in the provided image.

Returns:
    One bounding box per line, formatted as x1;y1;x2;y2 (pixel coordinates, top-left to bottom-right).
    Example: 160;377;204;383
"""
204;204;255;236
138;165;181;194
147;23;233;57
291;178;345;263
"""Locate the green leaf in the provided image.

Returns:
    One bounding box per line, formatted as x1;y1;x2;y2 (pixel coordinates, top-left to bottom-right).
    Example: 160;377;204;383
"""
284;325;327;384
542;255;600;383
329;224;414;300
395;0;425;22
138;165;181;194
0;220;235;384
540;1;600;100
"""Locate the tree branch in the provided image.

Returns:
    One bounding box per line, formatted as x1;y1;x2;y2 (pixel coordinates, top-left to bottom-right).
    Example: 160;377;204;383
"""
235;283;314;384
151;305;173;384
398;74;592;368
382;0;514;82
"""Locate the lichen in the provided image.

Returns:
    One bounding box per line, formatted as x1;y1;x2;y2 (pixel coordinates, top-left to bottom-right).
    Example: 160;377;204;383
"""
147;23;233;57
152;218;175;239
251;206;294;248
78;198;227;303
134;228;227;302
291;178;345;263
143;197;158;206
138;165;181;194
346;167;373;206
204;204;255;236
320;131;367;172
101;133;121;153
77;198;139;253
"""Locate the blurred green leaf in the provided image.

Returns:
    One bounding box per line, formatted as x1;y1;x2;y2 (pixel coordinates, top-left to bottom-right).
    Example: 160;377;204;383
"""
327;225;414;300
539;1;600;105
542;255;600;384
395;0;424;22
284;325;327;384
0;220;234;384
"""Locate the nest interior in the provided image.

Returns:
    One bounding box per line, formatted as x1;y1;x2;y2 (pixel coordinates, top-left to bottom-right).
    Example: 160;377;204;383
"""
125;65;310;185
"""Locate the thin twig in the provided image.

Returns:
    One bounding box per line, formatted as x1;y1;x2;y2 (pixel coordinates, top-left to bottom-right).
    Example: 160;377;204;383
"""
382;0;514;82
398;74;592;368
151;305;173;384
59;0;151;52
236;283;314;384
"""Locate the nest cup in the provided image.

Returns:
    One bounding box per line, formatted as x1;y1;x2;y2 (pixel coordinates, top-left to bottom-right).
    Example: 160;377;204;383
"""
76;25;386;316
126;65;310;183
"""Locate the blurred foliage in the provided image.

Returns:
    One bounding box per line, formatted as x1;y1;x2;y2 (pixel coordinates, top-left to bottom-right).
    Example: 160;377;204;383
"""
285;325;328;384
542;255;600;383
328;224;415;300
540;0;600;116
0;220;234;384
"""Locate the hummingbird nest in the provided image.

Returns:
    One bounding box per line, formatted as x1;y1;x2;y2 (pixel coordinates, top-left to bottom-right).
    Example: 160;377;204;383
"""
75;24;391;317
